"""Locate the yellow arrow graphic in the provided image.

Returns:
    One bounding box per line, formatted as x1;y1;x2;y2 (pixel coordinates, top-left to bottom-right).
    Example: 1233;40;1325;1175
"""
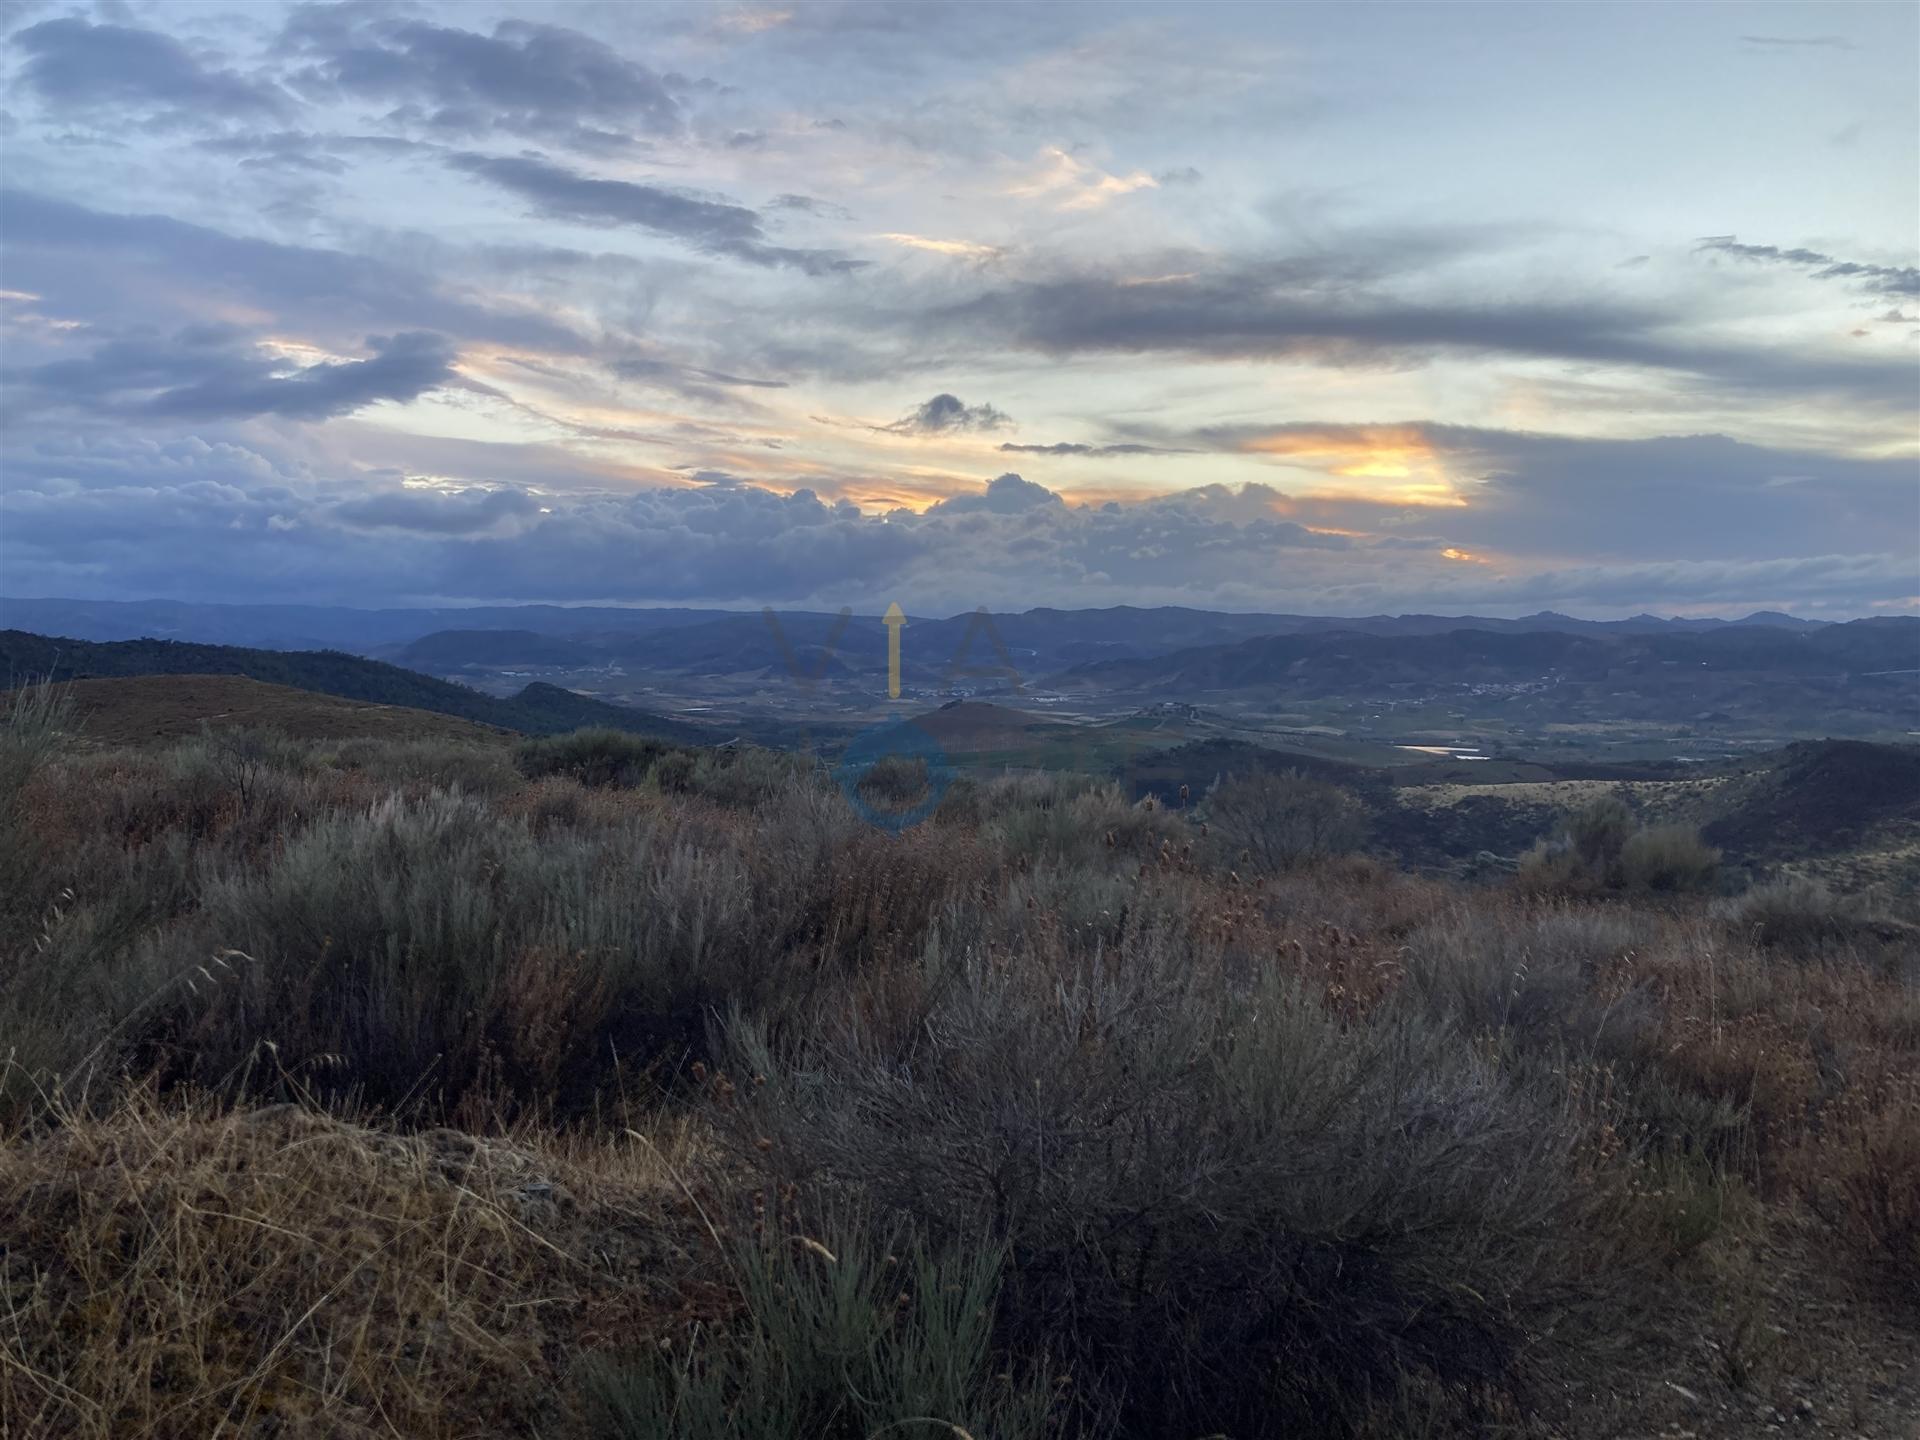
882;602;906;699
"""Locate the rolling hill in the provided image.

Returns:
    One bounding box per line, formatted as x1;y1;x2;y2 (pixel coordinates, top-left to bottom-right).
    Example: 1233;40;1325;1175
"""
1056;620;1920;696
6;675;512;747
396;629;598;669
0;632;711;743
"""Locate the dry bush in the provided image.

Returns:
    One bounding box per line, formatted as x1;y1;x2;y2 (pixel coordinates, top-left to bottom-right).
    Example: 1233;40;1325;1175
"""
1520;798;1718;897
516;728;679;788
852;752;931;810
7;718;1919;1437
1715;874;1883;951
1793;1090;1920;1296
1618;825;1721;894
135;791;826;1114
725;938;1643;1437
0;1095;709;1439
331;734;521;796
1203;768;1367;872
1400;902;1656;1047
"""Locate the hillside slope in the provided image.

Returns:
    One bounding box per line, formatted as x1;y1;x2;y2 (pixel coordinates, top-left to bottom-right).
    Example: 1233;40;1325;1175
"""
0;631;710;742
6;675;511;747
1059;619;1919;695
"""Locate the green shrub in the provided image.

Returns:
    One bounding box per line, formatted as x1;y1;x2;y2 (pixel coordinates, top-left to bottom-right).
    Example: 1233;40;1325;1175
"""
1521;799;1716;896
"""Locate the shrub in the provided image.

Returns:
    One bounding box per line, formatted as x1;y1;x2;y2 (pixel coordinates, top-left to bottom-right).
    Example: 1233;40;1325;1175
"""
141;792;802;1114
1716;875;1862;948
1521;799;1717;896
1203;769;1367;872
1566;795;1634;868
1618;825;1720;894
1796;1094;1920;1296
332;735;521;795
1400;904;1654;1048
516;728;680;788
852;753;931;814
726;945;1634;1436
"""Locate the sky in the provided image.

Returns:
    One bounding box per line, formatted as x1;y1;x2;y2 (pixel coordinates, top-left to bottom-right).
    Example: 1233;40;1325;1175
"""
0;0;1916;619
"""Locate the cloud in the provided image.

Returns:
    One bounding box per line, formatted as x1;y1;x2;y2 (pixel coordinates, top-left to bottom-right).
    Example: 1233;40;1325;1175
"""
4;431;1912;616
1007;146;1158;211
0;190;587;354
611;357;789;391
1696;235;1920;299
880;393;1012;435
771;193;852;219
998;441;1192;457
12;329;457;421
878;232;1002;260
1739;34;1854;49
329;485;541;534
282;12;682;149
11;18;290;122
1193;422;1920;565
924;472;1062;513
933;260;1920;406
446;153;862;274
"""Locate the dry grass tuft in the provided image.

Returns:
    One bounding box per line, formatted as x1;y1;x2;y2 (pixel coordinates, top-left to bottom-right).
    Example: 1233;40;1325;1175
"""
0;1094;711;1438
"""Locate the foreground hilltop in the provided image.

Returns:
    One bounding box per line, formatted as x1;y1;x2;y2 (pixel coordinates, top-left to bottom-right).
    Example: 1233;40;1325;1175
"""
2;691;1916;1438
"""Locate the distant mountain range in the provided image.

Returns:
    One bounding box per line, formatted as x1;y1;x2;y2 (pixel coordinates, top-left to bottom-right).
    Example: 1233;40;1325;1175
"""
1057;618;1920;696
0;631;711;742
0;596;1855;685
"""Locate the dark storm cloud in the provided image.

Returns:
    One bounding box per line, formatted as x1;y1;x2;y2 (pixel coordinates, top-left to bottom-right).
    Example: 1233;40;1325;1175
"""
4;430;1909;615
330;485;540;534
12;329;457;421
0;190;587;354
445;153;862;275
999;441;1191;457
10;18;291;122
880;393;1011;435
281;10;682;148
1696;235;1920;298
936;263;1920;404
